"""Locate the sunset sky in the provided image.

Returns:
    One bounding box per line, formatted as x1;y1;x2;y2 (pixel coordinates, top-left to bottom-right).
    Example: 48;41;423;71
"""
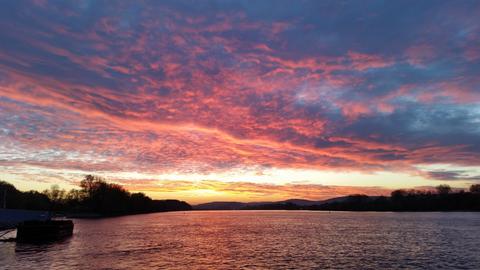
1;0;479;204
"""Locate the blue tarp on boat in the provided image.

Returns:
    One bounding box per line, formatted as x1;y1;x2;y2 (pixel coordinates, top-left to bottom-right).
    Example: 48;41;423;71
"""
0;209;50;229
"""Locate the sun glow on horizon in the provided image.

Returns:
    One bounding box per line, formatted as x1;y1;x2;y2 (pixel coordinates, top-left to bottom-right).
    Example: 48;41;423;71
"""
2;164;478;204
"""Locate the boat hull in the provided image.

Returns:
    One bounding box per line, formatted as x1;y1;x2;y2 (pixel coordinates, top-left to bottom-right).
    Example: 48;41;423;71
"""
16;220;74;242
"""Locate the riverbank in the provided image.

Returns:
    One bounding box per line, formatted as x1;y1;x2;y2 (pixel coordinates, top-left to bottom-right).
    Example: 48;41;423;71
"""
0;178;192;217
194;191;480;212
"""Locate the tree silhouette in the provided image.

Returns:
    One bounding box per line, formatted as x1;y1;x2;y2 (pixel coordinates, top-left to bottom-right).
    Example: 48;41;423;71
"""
1;176;192;215
436;184;452;195
469;184;480;193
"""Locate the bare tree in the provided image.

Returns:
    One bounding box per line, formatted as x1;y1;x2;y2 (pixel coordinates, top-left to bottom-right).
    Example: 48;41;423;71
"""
43;185;66;203
436;184;452;195
470;184;480;193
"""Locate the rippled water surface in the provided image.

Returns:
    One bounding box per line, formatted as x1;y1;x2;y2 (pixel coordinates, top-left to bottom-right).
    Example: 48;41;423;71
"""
1;211;480;269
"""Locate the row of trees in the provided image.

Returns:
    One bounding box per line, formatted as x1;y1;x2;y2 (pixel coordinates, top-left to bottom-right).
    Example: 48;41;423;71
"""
0;182;50;210
1;175;192;216
310;184;480;211
391;184;480;198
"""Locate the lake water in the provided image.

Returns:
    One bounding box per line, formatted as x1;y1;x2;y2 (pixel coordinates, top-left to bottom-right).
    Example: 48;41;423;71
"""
1;211;479;269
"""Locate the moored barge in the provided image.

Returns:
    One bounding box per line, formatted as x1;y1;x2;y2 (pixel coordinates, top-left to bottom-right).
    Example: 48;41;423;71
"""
16;220;74;242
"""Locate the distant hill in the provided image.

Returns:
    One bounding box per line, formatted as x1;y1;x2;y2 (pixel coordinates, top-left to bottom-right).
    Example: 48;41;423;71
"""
194;197;354;210
280;199;322;206
194;201;248;210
